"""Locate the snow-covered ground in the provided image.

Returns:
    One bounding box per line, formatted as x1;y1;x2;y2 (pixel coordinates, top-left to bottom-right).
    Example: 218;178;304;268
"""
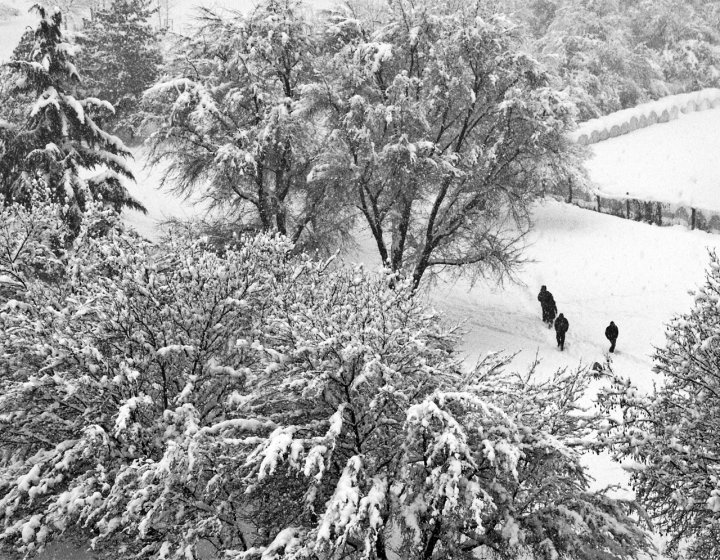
571;88;720;144
350;197;718;483
432;202;715;385
0;0;35;62
122;148;210;239
586;107;720;212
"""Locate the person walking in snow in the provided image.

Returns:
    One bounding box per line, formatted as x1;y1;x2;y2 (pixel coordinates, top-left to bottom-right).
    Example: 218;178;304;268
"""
605;321;619;353
554;313;569;351
538;285;557;328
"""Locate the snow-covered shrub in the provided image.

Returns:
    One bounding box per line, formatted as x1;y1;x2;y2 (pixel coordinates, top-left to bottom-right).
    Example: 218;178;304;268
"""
602;251;720;559
0;227;651;559
0;195;67;298
0;192;132;302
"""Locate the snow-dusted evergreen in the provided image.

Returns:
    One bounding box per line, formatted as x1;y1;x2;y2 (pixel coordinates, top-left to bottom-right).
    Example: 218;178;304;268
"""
0;6;143;233
75;0;162;137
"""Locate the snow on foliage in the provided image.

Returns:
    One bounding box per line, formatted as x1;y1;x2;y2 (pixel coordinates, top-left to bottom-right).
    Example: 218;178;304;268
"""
601;250;720;559
145;0;583;286
0;194;67;296
74;0;161;135
300;0;584;288
0;202;652;559
144;0;352;253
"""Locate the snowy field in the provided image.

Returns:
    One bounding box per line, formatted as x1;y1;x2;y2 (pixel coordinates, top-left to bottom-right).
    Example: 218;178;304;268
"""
586;107;720;212
348;200;716;390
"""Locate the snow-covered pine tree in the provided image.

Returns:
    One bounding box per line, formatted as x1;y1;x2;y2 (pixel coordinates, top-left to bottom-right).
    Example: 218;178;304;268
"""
76;0;162;139
0;5;144;234
602;251;720;559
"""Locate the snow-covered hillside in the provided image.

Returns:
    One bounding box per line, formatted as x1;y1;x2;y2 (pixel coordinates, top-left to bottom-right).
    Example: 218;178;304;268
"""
0;0;35;62
571;88;720;145
350;199;717;393
586;107;720;212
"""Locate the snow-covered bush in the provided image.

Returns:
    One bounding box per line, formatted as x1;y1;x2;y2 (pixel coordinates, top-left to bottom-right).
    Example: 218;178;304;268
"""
603;251;720;559
0;195;68;298
0;224;651;559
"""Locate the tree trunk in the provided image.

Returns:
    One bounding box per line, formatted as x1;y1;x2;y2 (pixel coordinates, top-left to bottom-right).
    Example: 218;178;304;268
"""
656;202;662;226
375;531;388;560
626;198;630;219
274;158;290;237
692;207;697;230
390;197;413;272
567;179;573;203
275;206;287;236
423;521;442;560
596;195;601;213
257;189;273;231
412;247;432;291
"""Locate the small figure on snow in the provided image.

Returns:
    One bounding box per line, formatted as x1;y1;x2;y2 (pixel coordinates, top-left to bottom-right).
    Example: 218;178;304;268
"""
605;321;619;353
537;285;557;328
554;313;569;351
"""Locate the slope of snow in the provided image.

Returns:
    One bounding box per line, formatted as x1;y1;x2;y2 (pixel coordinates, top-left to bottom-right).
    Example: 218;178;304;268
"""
571;88;720;144
351;200;717;392
348;199;718;523
586;107;720;212
0;1;35;62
